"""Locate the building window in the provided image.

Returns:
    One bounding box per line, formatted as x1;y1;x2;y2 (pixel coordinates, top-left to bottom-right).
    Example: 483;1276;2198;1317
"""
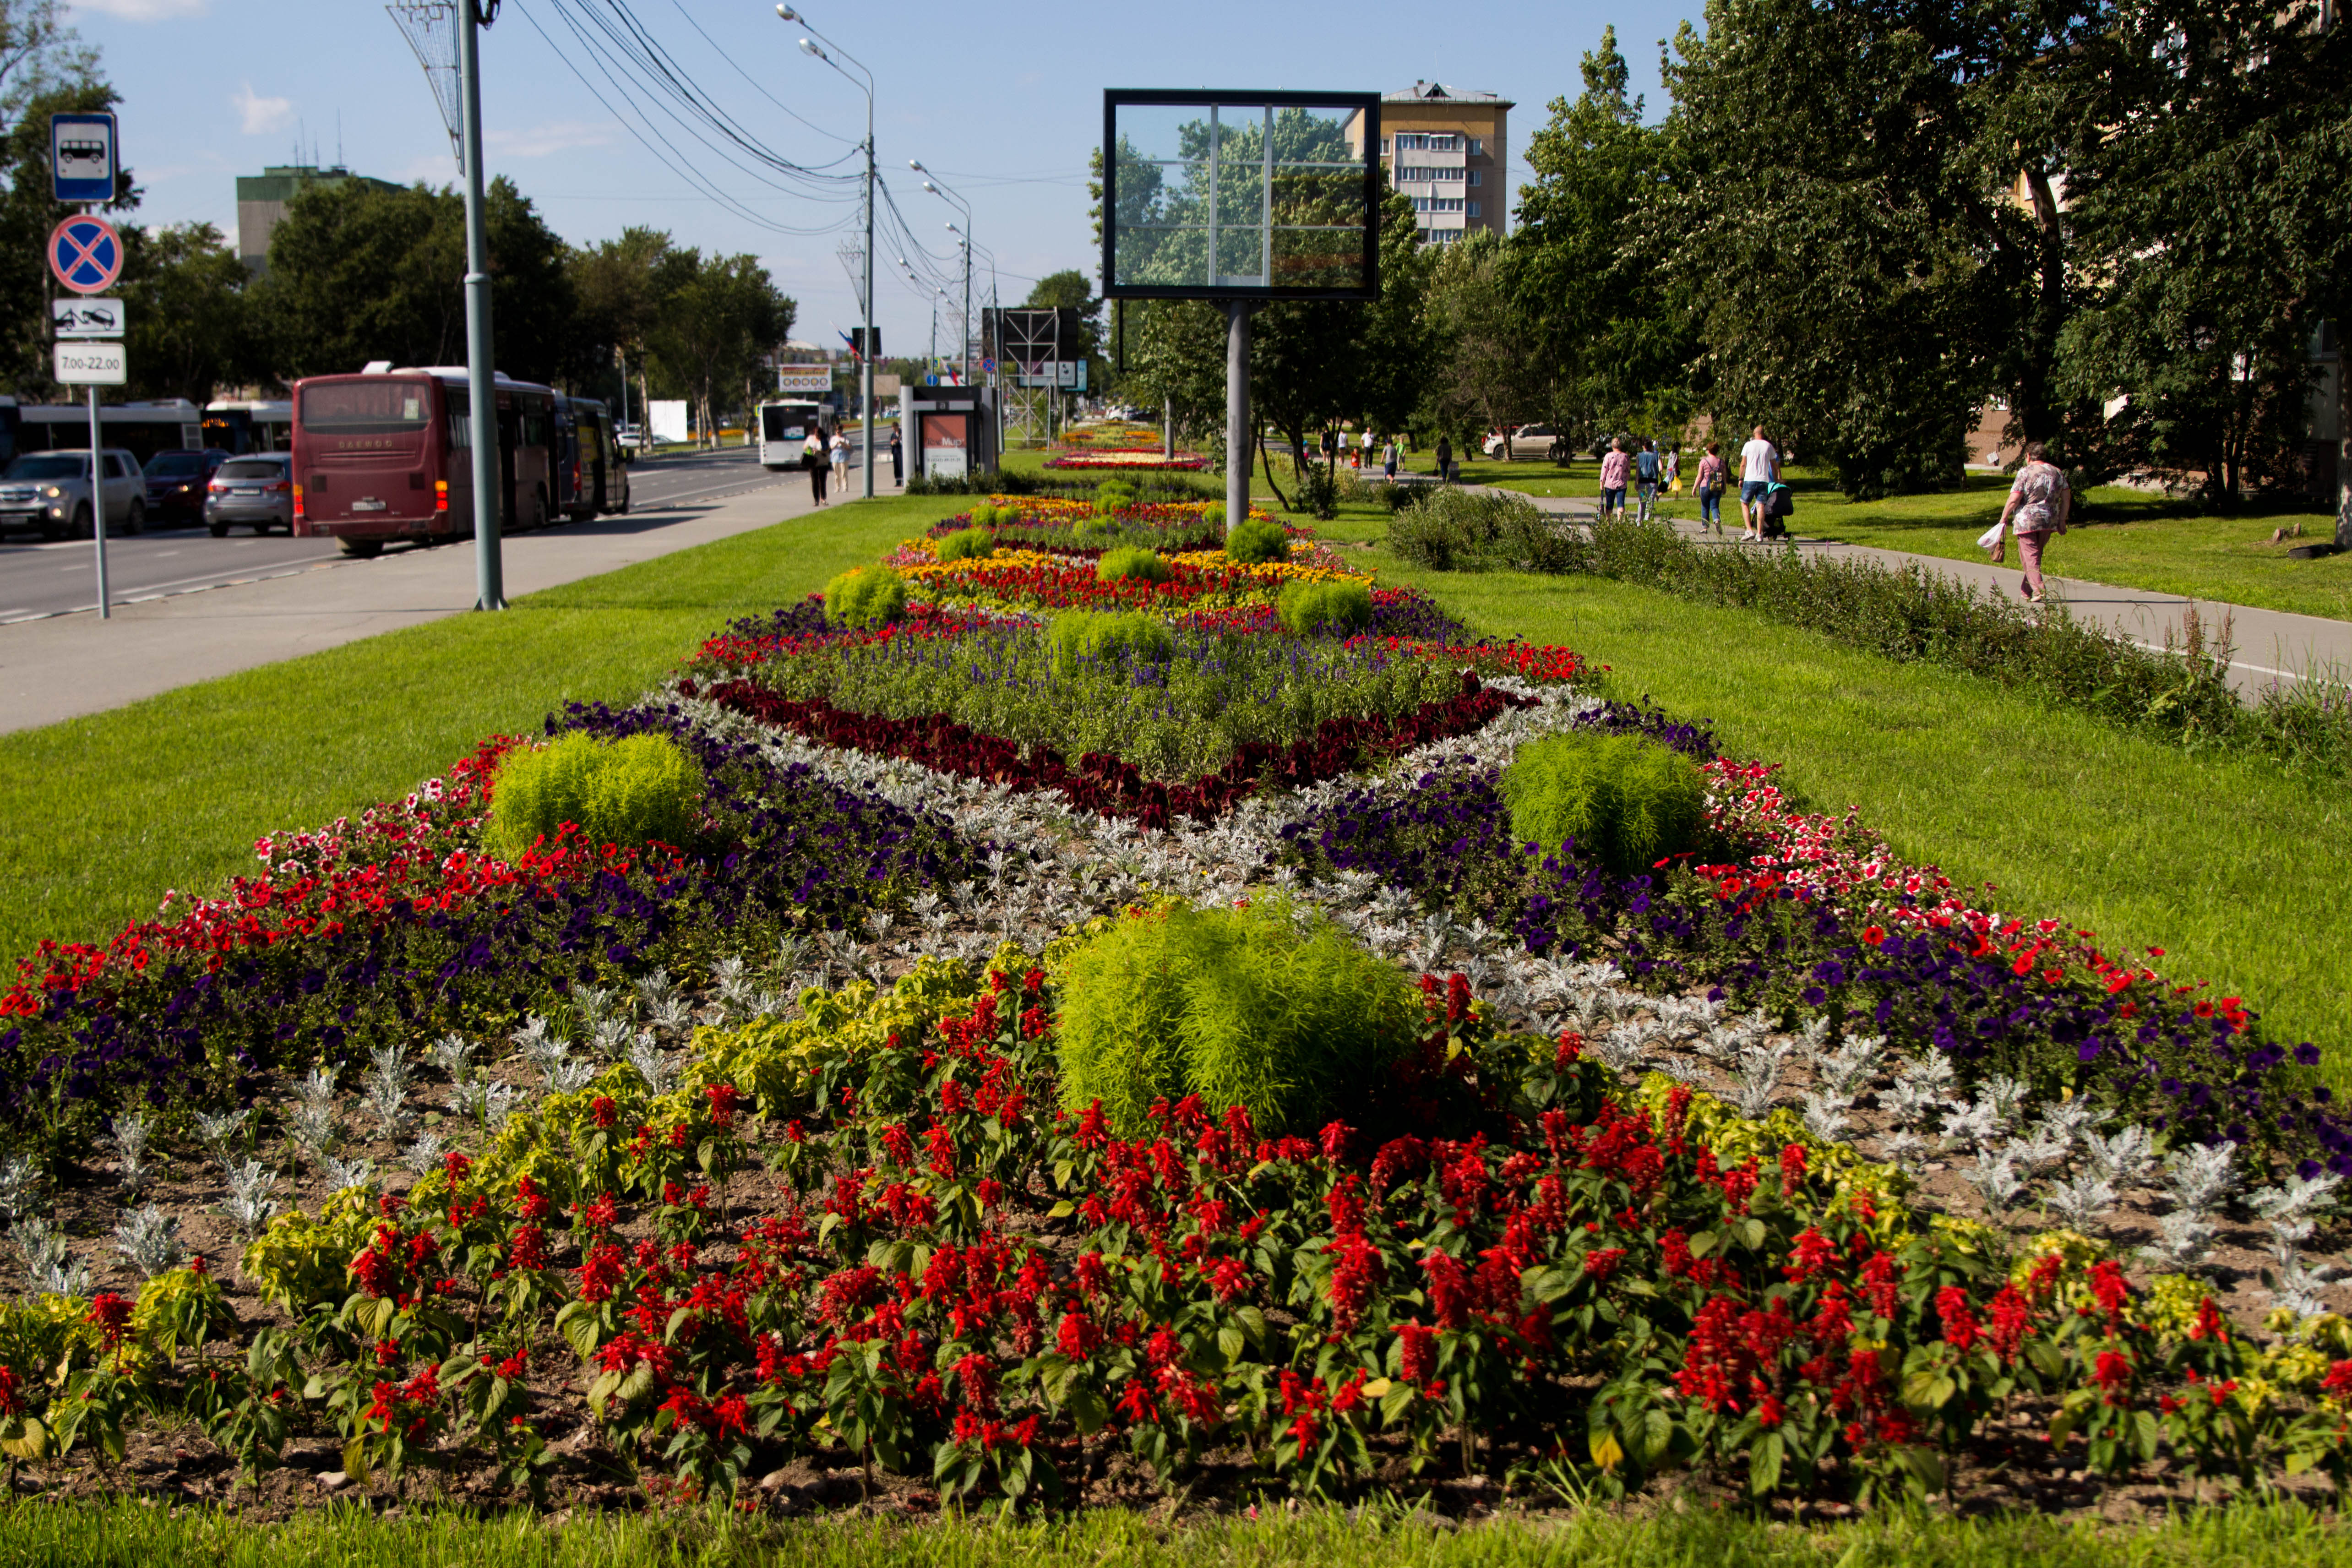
1411;195;1466;214
1397;165;1462;184
1467;201;1481;218
1467;169;1481;186
1427;134;1456;150
1379;137;1390;155
1468;137;1483;157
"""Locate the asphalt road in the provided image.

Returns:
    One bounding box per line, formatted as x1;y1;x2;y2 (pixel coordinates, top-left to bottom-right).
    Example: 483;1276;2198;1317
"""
0;446;806;623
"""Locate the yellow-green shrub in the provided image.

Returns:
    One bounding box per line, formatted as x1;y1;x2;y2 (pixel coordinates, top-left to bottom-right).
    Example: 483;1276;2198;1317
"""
485;731;704;861
934;525;995;563
1054;898;1418;1135
240;1188;378;1314
1095;547;1171;584
1499;730;1707;877
1046;609;1174;679
824;565;908;628
1223;517;1290;564
1276;577;1372;635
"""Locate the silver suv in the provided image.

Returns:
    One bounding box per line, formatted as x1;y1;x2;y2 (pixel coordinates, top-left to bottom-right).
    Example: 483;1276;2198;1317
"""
0;449;147;539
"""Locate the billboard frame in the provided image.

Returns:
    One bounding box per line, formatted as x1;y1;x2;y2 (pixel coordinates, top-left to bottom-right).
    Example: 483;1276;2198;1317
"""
1100;88;1381;304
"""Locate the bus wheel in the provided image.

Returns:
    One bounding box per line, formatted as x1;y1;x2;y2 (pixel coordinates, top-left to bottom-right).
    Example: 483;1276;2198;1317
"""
337;538;384;559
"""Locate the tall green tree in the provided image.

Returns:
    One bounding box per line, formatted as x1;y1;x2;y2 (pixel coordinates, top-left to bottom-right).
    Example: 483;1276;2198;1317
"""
647;250;794;446
566;225;686;398
119;222;258;405
1664;0;2101;496
1508;27;1692;454
255;177;576;387
2056;0;2352;512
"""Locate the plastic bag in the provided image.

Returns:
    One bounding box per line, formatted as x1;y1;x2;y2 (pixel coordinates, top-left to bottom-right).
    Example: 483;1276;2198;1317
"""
1976;521;2004;554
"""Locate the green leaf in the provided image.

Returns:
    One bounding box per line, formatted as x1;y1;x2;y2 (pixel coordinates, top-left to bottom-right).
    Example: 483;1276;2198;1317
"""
1217;1326;1246;1367
1686;1230;1717;1260
1749;1431;1785;1495
1066;1384;1110;1435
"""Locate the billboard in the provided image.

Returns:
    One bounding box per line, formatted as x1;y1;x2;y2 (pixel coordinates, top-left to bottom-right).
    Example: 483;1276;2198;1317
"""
776;365;830;395
648;400;689;445
1101;90;1381;302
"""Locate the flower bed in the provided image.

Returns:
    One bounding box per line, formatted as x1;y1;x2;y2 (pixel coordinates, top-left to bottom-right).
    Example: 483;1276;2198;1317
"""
0;501;2342;1523
1043;449;1208;471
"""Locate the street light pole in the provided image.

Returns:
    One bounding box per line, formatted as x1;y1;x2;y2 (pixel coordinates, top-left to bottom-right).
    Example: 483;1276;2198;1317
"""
910;162;974;387
780;7;876;501
457;0;503;609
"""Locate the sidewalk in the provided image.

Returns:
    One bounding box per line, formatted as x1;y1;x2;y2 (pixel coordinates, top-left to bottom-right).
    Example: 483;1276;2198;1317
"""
1516;494;2352;698
0;479;814;735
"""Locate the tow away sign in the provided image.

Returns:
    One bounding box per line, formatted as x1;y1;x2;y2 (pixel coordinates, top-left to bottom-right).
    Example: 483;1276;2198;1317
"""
53;296;124;338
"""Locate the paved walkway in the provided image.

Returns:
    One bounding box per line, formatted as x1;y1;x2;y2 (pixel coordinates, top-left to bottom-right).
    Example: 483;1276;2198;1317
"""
0;475;817;735
1518;494;2352;698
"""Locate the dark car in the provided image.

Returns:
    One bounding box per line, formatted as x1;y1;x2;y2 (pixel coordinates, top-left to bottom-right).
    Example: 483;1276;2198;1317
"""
144;448;232;527
204;453;294;535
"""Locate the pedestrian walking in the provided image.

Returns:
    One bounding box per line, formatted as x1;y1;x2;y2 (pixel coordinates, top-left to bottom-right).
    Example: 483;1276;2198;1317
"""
1383;438;1399;481
1663;446;1680;493
1361;428;1375;469
1693;441;1728;535
1435;435;1453;482
1738;425;1780;541
1321;428;1339;472
888;425;903;487
1988;440;2071;603
1598;436;1630;518
1633;438;1662;523
804;428;828;506
829;427;851;492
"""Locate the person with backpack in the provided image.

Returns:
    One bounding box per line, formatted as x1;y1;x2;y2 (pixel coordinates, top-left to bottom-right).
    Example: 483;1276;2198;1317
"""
1633;439;1663;522
1383;438;1399;481
1693;441;1729;536
1434;435;1453;482
1598;436;1630;518
1738;425;1780;542
804;427;828;506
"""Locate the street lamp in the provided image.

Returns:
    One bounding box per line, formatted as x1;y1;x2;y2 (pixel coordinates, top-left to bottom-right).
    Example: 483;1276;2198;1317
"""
909;159;976;389
778;5;877;500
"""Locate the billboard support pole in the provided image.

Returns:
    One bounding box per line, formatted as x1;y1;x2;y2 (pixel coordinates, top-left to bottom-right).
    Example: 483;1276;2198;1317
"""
1225;301;1249;538
457;0;504;610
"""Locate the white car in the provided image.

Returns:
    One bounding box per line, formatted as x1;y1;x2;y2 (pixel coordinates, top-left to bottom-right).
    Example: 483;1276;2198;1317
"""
1483;424;1561;460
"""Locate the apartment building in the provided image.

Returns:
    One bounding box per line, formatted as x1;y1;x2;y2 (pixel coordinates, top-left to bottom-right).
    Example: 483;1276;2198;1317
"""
1343;82;1511;246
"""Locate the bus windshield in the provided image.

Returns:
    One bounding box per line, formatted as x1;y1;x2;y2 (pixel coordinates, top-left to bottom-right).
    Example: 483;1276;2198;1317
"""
300;381;433;436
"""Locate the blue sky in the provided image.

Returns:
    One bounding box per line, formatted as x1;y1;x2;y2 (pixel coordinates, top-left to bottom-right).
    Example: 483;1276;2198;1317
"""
70;0;1701;361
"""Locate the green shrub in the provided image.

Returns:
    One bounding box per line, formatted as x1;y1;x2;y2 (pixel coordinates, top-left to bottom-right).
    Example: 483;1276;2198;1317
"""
1096;546;1172;584
823;566;907;628
1094;481;1138;517
963;503;1000;528
1054;899;1418;1135
1046;610;1174;679
1224;517;1291;565
486;731;705;860
1498;730;1707;877
1275;578;1373;636
1386;488;1569;572
934;526;995;563
1200;501;1226;530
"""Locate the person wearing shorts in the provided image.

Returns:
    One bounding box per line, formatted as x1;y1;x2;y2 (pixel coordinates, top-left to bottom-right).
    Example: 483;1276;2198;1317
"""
1598;436;1630;517
1738;425;1780;541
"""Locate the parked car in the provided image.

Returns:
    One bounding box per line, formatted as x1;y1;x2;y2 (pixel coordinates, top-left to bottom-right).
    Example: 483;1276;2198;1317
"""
204;453;294;536
142;447;233;527
0;449;147;539
1482;424;1565;460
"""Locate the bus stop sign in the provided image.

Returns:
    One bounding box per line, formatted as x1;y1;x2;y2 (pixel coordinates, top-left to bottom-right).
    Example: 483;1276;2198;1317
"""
50;112;116;203
50;214;123;294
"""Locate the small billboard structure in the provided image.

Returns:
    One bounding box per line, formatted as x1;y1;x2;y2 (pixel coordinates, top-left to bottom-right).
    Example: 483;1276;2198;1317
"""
1100;90;1381;527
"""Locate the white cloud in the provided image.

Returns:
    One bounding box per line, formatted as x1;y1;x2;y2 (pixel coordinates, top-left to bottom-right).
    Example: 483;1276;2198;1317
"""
486;120;615;159
232;82;293;136
71;0;208;18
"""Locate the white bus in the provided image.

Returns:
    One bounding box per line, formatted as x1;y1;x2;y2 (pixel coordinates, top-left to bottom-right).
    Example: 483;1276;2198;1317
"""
756;399;825;471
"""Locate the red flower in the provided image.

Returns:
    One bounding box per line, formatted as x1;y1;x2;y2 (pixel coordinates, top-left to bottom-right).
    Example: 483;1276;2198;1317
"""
1057;1311;1104;1360
1397;1323;1438;1385
1987;1285;2033;1365
507;1224;547;1273
1783;1227;1836;1282
702;1081;743;1130
1935;1286;1980;1354
591;1095;617;1129
2189;1296;2229;1344
2092;1349;2134;1406
2320;1361;2352;1405
2087;1260;2132;1332
1583;1248;1627;1285
1778;1143;1807;1199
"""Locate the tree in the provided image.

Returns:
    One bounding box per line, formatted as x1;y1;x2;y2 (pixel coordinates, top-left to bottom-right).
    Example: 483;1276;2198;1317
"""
647;250;794;447
2056;1;2352;512
1423;231;1543;457
119;222;258;405
255;177;576;387
1508;27;1694;455
1663;0;2102;497
566;225;685;399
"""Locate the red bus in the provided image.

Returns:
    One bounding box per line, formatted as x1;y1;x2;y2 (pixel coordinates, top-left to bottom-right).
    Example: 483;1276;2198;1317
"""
291;369;557;558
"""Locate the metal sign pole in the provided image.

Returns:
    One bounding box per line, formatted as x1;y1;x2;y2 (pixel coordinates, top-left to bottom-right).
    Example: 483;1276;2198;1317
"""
87;385;109;618
1225;301;1250;536
457;1;504;610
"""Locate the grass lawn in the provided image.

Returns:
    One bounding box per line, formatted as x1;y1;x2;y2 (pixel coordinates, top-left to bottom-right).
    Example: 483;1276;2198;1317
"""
0;493;947;965
1;1497;2341;1568
1263;483;2352;1069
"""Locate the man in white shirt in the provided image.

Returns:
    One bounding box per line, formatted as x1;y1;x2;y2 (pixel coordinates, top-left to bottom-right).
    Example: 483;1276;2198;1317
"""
1738;425;1780;541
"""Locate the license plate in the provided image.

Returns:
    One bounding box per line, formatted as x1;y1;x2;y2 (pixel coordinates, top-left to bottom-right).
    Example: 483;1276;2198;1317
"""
231;487;259;496
350;499;387;512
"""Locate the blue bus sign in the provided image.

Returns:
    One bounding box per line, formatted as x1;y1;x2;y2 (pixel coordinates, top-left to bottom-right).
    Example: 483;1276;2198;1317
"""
51;112;116;203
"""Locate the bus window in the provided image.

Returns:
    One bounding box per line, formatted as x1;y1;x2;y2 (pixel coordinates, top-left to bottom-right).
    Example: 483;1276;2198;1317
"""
301;381;430;435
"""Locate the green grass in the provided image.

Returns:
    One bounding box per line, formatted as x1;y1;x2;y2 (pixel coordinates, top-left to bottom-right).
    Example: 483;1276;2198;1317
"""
0;1497;2343;1568
1281;487;2352;1068
0;493;953;964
